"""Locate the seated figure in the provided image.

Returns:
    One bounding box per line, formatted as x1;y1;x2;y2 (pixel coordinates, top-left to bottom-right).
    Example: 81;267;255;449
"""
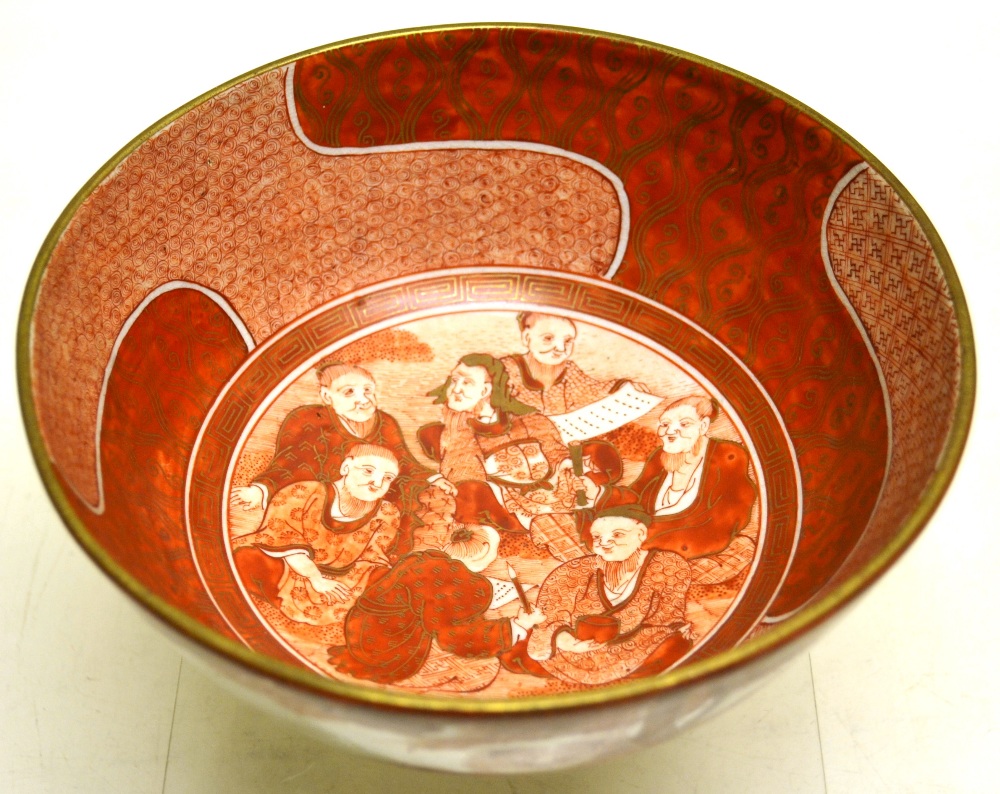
418;353;620;561
329;525;544;691
230;360;428;514
630;396;757;560
499;311;631;415
231;443;401;644
527;507;693;685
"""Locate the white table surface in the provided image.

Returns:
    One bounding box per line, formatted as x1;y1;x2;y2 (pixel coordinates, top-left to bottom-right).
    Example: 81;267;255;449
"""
2;3;997;791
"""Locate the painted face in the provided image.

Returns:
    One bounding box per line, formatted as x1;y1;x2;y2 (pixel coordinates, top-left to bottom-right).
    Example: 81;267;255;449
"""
656;403;709;455
523;316;577;367
321;372;377;423
446;363;492;413
340;453;399;503
590;517;646;562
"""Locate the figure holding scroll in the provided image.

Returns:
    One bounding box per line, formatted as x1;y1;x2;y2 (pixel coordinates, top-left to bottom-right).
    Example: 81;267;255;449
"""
500;312;645;415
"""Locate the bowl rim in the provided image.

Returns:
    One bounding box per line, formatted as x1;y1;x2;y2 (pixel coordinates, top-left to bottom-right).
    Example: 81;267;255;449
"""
16;21;977;716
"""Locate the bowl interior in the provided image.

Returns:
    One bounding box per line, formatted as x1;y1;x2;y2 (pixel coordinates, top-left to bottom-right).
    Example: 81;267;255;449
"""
19;25;973;712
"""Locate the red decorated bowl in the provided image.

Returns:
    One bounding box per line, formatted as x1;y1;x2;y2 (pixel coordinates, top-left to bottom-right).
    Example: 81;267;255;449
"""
17;24;974;773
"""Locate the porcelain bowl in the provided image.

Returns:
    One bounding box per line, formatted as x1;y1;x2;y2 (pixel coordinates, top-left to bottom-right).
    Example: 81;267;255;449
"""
17;24;974;773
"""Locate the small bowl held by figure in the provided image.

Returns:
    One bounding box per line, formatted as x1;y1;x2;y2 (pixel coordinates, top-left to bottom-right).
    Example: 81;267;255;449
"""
575;615;621;644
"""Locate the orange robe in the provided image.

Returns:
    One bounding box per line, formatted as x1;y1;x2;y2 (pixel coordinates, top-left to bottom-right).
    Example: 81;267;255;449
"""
232;481;399;637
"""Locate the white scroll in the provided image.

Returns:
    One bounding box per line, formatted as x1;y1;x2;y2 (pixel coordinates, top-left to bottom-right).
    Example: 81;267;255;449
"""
487;578;537;609
550;383;664;443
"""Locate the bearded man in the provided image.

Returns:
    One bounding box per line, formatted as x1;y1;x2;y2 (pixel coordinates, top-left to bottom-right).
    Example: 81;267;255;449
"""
417;354;615;560
329;525;545;691
229;361;426;514
630;395;757;559
231;444;401;643
500;312;632;415
526;507;693;685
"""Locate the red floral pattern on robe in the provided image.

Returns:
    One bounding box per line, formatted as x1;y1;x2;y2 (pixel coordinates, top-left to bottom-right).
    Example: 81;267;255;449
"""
527;551;691;685
232;481;398;641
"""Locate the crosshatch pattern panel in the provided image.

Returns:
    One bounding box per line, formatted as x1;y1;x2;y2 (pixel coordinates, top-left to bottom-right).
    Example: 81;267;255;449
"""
31;65;622;506
821;166;962;590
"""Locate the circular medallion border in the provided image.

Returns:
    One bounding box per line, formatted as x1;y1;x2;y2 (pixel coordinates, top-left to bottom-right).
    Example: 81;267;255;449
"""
187;268;801;696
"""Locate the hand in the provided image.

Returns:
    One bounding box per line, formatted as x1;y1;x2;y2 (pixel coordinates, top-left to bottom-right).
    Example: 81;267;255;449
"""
230;485;264;511
513;607;545;630
435;478;458;497
622;380;652;394
311;577;351;604
555;632;604;654
556;457;576;473
573;475;600;505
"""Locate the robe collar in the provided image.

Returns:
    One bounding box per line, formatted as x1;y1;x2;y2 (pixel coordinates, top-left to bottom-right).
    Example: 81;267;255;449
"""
320;481;382;533
466;409;513;437
595;550;655;613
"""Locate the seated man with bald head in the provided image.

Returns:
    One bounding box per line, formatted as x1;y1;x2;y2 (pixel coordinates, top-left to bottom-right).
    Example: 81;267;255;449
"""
231;443;402;643
231;360;426;512
230;360;429;554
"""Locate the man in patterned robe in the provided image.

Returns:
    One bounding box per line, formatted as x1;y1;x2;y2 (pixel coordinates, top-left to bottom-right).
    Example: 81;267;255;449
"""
231;444;401;644
418;354;616;560
230;361;428;554
527;507;693;685
329;525;544;689
500;312;631;415
630;395;757;561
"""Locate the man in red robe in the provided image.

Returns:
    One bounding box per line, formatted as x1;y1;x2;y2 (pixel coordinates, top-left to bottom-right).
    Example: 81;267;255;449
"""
230;361;428;553
329;525;544;687
527;507;693;685
629;396;757;559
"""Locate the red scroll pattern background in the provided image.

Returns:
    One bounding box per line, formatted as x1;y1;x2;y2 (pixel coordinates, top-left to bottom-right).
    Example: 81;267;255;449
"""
30;27;903;631
291;29;886;616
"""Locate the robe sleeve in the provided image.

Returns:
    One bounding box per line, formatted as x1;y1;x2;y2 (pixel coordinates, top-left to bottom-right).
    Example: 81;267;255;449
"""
231;481;324;554
253;406;330;495
417;423;445;463
421;558;513;657
562;361;619;410
527;559;592;659
377;413;428;480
